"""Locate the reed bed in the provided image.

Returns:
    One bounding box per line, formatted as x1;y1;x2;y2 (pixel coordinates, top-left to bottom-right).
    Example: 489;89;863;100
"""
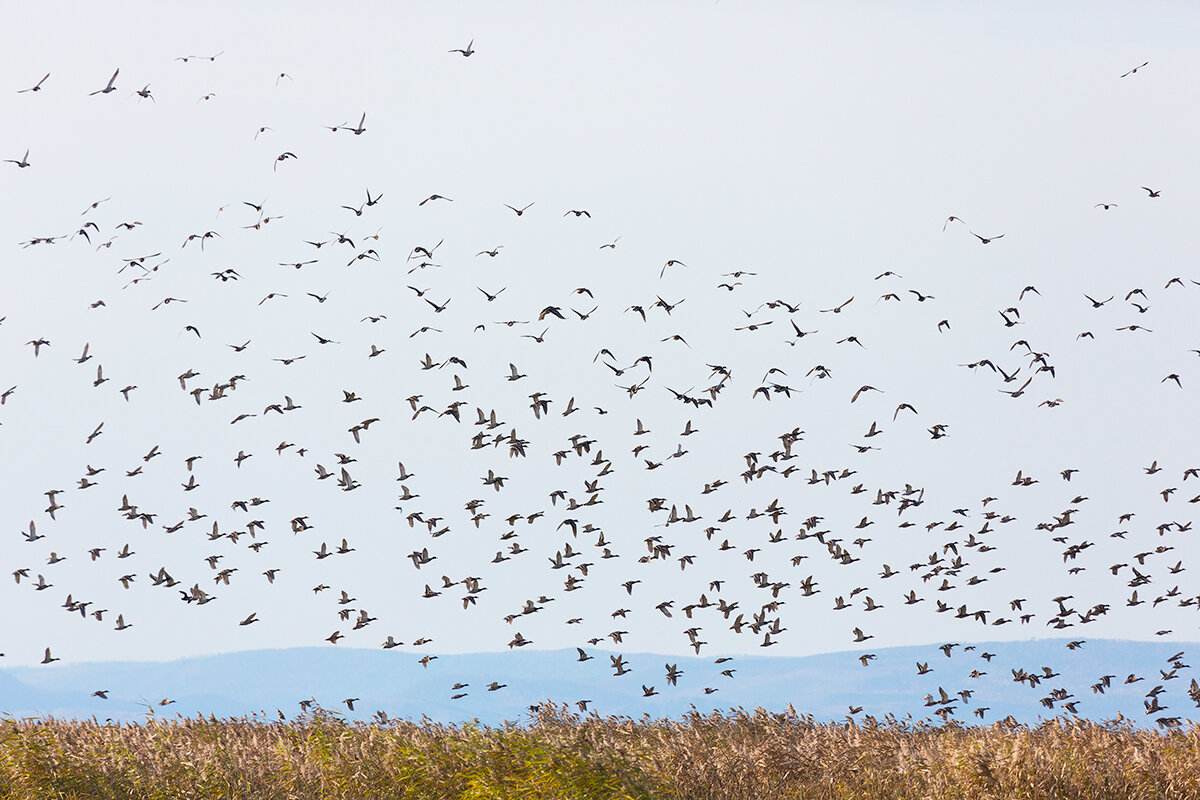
1;704;1198;799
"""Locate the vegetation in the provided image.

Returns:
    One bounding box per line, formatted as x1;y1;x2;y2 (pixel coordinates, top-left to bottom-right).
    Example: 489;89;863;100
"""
1;704;1198;799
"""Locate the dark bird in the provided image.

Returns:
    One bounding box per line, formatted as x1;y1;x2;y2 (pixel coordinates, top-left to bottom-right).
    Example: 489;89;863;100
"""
660;259;687;279
970;231;1004;244
18;73;50;93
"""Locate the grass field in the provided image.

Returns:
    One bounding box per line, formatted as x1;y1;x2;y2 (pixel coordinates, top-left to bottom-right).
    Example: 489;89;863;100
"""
2;704;1198;799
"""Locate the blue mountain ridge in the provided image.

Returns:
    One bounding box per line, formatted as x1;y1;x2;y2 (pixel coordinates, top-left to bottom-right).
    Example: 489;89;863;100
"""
2;639;1194;728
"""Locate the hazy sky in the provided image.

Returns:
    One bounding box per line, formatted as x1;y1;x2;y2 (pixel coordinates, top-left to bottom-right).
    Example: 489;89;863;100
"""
2;1;1200;721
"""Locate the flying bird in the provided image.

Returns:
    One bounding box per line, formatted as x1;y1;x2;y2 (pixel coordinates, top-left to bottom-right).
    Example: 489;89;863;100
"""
970;231;1004;244
18;73;50;93
4;150;30;168
89;69;119;95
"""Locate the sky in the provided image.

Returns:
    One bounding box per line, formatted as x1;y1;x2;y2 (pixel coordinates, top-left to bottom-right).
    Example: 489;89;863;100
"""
2;1;1200;721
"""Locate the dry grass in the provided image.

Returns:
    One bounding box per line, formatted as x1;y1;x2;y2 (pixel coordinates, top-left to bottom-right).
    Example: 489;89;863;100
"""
1;704;1198;799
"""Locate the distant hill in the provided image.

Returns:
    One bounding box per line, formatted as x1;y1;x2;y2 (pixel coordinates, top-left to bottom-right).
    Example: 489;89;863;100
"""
4;639;1195;727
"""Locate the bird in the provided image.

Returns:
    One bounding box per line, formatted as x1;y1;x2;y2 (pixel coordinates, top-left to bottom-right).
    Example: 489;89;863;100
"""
4;149;30;168
851;385;882;403
660;259;687;278
970;231;1004;244
449;40;475;56
820;298;854;313
89;69;119;95
18;73;50;93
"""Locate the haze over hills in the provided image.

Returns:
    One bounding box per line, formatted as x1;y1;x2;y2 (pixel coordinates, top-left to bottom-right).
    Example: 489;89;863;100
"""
4;639;1194;728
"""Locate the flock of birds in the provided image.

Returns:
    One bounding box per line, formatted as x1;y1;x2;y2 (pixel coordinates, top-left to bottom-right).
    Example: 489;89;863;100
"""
4;48;1200;727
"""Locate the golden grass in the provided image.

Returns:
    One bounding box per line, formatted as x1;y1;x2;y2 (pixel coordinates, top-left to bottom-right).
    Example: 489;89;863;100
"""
1;704;1198;799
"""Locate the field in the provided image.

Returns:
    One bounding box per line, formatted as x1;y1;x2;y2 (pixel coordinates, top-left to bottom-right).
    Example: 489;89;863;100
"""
2;705;1198;799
